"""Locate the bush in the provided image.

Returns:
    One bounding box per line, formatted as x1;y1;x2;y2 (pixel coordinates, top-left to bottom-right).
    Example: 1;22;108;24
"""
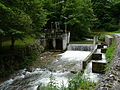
98;34;105;41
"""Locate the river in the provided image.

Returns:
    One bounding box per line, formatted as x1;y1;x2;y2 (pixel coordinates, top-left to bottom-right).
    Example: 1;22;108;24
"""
0;44;105;90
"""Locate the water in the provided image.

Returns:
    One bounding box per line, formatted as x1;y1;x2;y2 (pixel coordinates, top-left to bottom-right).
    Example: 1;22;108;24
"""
67;44;94;51
0;44;106;90
0;51;91;90
82;46;107;82
82;61;104;82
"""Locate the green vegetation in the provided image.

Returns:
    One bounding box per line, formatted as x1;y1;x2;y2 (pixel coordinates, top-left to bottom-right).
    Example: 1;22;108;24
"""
68;73;96;90
0;0;120;47
98;34;105;41
92;0;120;31
111;30;120;33
39;73;96;90
0;37;38;78
0;0;47;49
2;37;36;48
0;0;120;87
105;40;116;71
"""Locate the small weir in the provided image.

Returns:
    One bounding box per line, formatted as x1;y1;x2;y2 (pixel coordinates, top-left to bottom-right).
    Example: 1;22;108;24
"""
82;47;107;82
67;44;94;51
0;43;107;90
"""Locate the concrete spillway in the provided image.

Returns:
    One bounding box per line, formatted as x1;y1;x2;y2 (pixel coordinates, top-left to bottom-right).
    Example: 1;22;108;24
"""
67;44;94;51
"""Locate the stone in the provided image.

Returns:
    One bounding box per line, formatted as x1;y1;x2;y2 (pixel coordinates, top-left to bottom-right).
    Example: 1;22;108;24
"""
70;71;77;74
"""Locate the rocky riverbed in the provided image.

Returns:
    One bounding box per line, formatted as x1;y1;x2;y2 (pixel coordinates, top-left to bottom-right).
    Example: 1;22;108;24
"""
95;34;120;90
29;51;61;69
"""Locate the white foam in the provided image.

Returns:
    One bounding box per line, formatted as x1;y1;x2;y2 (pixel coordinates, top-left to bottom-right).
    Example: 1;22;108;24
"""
82;62;102;82
59;51;91;61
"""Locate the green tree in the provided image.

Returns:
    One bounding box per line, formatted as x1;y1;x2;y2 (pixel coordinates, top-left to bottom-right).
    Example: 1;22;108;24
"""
1;0;47;35
0;2;32;48
92;0;112;30
43;0;65;30
92;0;120;31
0;0;48;48
111;1;120;30
63;0;96;41
0;29;5;48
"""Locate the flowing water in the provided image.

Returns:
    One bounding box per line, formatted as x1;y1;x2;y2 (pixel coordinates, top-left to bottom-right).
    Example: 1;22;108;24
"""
82;46;107;82
0;44;106;90
67;44;94;51
0;44;92;90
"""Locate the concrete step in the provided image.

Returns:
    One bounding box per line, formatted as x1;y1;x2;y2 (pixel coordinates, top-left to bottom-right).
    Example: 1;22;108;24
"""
92;53;102;60
101;48;107;53
92;61;107;74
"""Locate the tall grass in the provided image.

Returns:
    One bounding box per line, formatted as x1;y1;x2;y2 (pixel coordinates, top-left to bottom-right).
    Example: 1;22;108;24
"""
39;73;96;90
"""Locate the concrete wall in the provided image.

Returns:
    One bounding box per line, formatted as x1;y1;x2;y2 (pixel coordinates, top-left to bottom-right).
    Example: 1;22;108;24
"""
105;35;113;46
46;32;70;50
82;45;97;70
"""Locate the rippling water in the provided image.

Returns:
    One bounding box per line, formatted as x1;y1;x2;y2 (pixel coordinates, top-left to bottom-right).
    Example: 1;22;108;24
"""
0;51;91;90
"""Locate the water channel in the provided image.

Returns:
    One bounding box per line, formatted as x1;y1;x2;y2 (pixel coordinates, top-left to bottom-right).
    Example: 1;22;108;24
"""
0;44;106;90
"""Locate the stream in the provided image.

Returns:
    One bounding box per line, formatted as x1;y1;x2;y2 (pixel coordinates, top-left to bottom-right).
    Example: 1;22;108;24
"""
0;44;105;90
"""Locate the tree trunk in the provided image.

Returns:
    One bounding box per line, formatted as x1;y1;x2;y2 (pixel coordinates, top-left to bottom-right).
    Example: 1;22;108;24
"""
10;36;15;49
0;39;2;49
119;19;120;29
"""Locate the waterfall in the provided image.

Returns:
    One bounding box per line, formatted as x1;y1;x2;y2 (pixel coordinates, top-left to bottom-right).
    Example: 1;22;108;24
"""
67;44;94;51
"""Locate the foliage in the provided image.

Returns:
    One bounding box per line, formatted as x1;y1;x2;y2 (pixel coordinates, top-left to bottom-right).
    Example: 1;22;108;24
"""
68;73;96;90
92;0;120;31
0;0;47;48
39;74;59;90
111;29;120;33
98;34;105;41
2;37;36;48
39;73;96;90
0;37;37;78
63;0;96;41
105;40;116;71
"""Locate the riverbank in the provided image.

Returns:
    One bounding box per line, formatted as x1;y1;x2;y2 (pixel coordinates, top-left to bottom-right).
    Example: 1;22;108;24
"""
95;34;120;90
28;51;61;71
0;51;61;83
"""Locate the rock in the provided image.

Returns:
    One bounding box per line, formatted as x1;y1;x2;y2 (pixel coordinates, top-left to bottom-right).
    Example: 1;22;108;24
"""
70;71;77;74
